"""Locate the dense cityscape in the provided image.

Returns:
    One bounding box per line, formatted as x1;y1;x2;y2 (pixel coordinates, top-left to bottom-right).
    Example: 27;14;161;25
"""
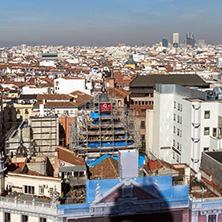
0;30;222;222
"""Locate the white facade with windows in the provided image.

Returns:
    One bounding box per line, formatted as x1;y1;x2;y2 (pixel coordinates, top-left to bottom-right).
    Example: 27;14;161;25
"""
53;78;91;95
0;196;57;222
146;84;222;172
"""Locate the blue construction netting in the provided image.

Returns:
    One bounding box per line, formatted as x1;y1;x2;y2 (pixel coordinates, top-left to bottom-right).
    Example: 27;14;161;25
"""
90;112;111;120
93;120;98;125
90;112;99;119
86;141;133;148
86;153;146;168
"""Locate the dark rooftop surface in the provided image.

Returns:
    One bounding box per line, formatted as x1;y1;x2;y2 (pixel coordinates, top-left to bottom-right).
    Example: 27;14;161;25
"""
130;74;209;88
206;151;222;164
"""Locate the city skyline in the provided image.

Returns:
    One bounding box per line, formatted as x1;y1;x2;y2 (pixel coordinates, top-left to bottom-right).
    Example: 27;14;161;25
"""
1;0;222;46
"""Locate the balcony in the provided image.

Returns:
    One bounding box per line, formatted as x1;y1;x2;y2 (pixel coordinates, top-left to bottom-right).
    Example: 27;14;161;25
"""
0;195;57;216
210;136;222;150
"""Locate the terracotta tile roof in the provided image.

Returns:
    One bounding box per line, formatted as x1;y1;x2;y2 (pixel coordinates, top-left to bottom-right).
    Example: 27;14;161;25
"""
69;90;93;105
27;169;45;176
37;94;72;101
56;146;85;165
107;88;130;98
34;101;77;108
90;156;118;179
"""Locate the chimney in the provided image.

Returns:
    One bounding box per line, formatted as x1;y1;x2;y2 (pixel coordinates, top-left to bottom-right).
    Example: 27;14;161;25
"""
118;150;138;178
39;104;44;117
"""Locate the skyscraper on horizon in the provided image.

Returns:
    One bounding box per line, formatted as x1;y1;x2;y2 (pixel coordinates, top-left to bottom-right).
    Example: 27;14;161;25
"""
173;33;179;48
186;32;195;47
162;37;168;47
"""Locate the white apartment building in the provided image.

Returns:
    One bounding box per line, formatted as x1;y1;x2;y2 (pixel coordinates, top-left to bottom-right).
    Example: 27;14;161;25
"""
53;77;91;95
146;84;222;172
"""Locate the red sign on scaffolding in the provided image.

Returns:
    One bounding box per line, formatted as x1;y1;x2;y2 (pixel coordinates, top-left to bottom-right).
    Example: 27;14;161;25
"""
100;103;111;112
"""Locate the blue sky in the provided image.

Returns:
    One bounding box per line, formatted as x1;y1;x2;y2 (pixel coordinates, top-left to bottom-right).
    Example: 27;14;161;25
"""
0;0;222;46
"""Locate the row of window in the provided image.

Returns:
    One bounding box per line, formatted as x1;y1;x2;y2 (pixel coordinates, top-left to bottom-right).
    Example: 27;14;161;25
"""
24;185;52;196
173;126;182;137
133;100;153;105
173;114;182;124
174;102;182;112
57;109;75;114
204;127;217;137
172;152;181;163
173;140;182;152
4;212;46;222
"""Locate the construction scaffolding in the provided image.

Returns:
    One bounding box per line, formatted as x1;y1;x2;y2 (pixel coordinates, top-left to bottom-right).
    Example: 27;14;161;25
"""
30;116;59;155
69;93;141;158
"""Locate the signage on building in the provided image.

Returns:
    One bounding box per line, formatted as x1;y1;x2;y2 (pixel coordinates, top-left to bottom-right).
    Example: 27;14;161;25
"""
100;103;111;112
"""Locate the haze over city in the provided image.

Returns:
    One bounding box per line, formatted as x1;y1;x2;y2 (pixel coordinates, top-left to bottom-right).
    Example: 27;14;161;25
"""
1;0;222;46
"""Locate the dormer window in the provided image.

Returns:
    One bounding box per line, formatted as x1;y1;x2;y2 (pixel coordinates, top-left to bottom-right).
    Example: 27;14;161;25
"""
122;185;133;198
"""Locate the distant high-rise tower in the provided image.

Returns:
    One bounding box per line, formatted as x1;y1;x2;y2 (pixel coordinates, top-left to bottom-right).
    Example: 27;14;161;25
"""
186;32;195;47
162;37;168;47
173;33;179;48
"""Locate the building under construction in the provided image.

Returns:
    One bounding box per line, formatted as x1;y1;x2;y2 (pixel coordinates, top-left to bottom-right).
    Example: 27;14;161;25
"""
69;80;141;158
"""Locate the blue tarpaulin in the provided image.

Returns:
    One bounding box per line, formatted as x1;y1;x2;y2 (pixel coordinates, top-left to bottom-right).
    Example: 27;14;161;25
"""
90;112;111;120
86;153;145;168
90;112;99;119
87;141;133;148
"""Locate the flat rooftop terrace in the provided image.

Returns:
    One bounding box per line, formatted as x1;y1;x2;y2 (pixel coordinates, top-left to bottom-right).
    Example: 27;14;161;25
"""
205;151;222;164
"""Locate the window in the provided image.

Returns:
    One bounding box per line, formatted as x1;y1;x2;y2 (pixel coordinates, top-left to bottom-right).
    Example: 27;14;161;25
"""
213;128;217;137
22;215;28;222
140;121;145;129
39;186;44;195
179;144;182;151
180;130;182;137
177;142;180;150
204;110;210;119
141;109;146;113
204;127;210;135
141;135;145;141
173;139;175;147
173;114;176;121
40;218;47;222
177;116;180;123
178;103;180;111
180;117;182;124
176;155;180;163
208;215;216;222
180;104;182;111
204;147;209;152
173;126;176;133
5;212;10;222
173;152;175;159
177;128;180;136
79;171;84;177
174;101;176;109
24;185;35;194
122;186;133;198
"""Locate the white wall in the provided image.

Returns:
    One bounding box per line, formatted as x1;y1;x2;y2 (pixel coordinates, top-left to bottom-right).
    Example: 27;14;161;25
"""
148;86;222;172
54;78;90;94
5;173;61;198
22;85;50;94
